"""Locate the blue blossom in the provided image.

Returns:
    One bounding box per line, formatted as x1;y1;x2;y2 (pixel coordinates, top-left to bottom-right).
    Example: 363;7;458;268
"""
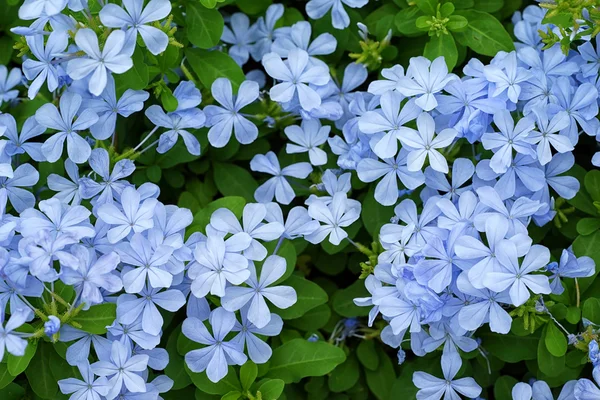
578;35;600;78
381;198;445;248
481;110;535;173
476;154;545;200
265;204;320;239
232;305;282;364
144;104;205;155
483;51;531;103
0;308;29;361
44;315;61;337
183;308;247;383
117;286;185;335
262;49;330;111
48;160;82;205
80;148;135;206
99;0;171;56
67;29;133;96
0;67;21;106
551;77;599;145
529;107;572;165
513;382;533;400
412;352;482;400
91;340;149;400
271;21;337;67
204;78;259;148
250;151;313;205
306;0;369;30
368;65;405;95
0;114;46;162
210;203;284;261
222;255;296;328
305;192;360;245
399;112;458;174
358;91;421;159
221;13;254;65
97;186;157;243
517;44;579;77
84;76;149;140
396;56;457;111
188;233;251;298
357;149;425;206
23;31;68;99
0;163;39;212
424;158;474;201
22;231;77;281
18;0;67;19
35;92;98;163
58;361;110;400
250;3;284;61
547;248;595;295
61;245;122;308
19;197;94;240
59;325;112;366
107;320;160;351
284;118;330;166
484;241;551;306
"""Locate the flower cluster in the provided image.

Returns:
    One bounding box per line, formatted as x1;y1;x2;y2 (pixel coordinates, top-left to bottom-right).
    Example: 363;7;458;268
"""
2;0;600;399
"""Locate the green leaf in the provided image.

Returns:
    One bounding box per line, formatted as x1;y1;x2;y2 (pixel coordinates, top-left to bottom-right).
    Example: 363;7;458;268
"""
266;339;346;383
213;163;259;202
479;330;539;362
236;0;272;15
165;325;193;390
494;376;519;400
545;322;567;357
273;274;328;319
286;303;331;331
115;47;149;93
221;391;242;400
147;164;163;183
0;383;25;400
258;379;285;400
25;342;58;399
583;298;600;324
72;303;117;334
577;218;600;236
356;340;379;371
186;2;224;49
365;346;396;400
186;48;246;90
332;280;370;318
187;365;242;395
161;88;179;112
328;353;360;393
473;0;505;13
414;0;437;15
424;33;458;70
585;170;600;201
395;7;427;36
566;306;581;324
453;10;514;56
0;364;16;390
447;15;468;31
240;361;257;391
362;187;396;236
7;339;37;376
538;326;565;377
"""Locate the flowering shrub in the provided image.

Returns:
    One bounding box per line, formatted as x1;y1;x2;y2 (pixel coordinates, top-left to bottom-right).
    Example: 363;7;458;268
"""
1;0;600;399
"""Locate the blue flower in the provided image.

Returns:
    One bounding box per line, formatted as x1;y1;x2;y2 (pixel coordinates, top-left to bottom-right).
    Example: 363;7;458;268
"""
399;112;458;174
306;0;369;30
0;114;46;162
58;361;110;400
23;31;68;99
204;78;259;148
483;51;531;103
0;308;29;361
99;0;171;56
19;197;94;240
67;29;133;96
231;304;282;364
84;76;149;140
44;315;61;337
183;308;247;383
222;255;296;328
251;151;313;205
413;352;482;400
250;3;284;61
19;0;67;19
97;186;157;243
221;13;255;65
91;340;149;400
547;248;595;295
0;163;39;212
305;192;360;245
262;49;330;111
397;56;457;111
80;148;135;206
144;104;205;156
271;21;337;68
35;92;98;163
0;67;22;106
284;118;330;166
